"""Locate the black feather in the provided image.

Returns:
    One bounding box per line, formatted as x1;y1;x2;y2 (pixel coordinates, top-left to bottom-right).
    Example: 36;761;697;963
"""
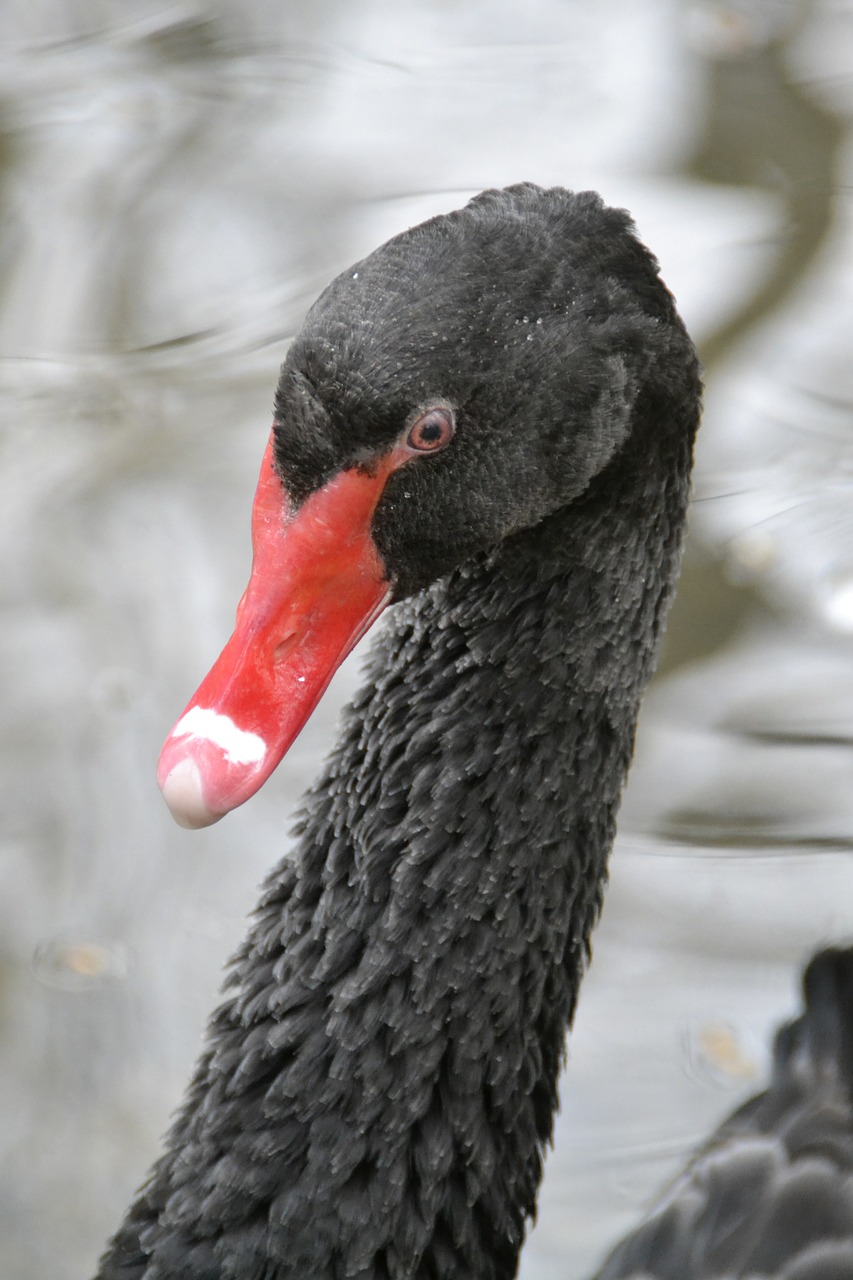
593;947;853;1280
96;184;701;1280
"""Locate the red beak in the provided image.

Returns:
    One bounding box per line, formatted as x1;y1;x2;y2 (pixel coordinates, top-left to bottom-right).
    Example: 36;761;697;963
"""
157;431;400;828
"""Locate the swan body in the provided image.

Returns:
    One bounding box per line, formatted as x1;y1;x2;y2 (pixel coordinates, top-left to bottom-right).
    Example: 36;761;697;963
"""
593;947;853;1280
96;185;700;1280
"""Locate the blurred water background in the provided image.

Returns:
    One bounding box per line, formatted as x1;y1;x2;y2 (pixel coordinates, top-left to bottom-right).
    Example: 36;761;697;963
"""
2;2;853;1277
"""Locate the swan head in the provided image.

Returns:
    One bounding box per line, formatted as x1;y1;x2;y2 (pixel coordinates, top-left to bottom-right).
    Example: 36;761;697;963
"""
157;184;700;827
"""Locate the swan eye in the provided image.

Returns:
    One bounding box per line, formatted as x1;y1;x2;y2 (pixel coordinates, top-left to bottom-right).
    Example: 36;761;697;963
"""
407;407;455;453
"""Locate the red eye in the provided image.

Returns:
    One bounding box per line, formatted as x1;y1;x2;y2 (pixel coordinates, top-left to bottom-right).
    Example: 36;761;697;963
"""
407;407;455;453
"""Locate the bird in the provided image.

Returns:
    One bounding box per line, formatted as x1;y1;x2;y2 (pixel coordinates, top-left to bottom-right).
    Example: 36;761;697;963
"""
95;183;702;1280
591;945;853;1280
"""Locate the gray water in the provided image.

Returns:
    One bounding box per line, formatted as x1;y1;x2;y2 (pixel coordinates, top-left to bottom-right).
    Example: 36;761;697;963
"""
2;3;853;1277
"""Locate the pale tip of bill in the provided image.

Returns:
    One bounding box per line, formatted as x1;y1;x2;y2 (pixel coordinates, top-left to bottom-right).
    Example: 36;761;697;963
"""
159;757;222;829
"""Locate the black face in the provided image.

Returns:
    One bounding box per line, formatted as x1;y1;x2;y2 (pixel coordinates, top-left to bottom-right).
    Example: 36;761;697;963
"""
273;184;698;598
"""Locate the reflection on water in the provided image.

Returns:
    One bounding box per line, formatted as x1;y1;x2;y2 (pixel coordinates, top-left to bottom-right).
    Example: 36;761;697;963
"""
2;3;852;1278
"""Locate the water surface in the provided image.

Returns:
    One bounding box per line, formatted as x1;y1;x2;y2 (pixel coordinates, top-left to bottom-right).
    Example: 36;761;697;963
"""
2;3;853;1277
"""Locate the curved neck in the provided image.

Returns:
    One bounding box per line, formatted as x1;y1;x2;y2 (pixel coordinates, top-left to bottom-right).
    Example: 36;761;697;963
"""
97;427;692;1280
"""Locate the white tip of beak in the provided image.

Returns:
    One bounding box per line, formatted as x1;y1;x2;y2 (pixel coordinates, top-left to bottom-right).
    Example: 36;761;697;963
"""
159;757;222;829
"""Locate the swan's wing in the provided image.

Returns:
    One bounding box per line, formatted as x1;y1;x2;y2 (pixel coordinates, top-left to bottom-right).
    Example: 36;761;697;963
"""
592;1125;853;1279
591;948;853;1280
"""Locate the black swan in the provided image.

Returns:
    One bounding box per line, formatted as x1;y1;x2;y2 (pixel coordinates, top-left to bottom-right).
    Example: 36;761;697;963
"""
592;945;853;1279
96;184;701;1279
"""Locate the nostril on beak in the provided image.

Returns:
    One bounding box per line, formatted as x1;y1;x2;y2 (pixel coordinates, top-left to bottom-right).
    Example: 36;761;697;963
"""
274;631;300;664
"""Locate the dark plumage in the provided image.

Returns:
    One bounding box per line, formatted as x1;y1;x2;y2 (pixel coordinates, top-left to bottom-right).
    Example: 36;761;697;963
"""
592;947;853;1280
95;184;701;1279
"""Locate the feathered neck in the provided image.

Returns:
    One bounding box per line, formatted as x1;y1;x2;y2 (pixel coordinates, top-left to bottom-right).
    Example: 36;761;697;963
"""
97;410;695;1280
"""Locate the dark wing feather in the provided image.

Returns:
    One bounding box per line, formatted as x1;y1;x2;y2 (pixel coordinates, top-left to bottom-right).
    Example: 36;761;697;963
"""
592;948;853;1280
